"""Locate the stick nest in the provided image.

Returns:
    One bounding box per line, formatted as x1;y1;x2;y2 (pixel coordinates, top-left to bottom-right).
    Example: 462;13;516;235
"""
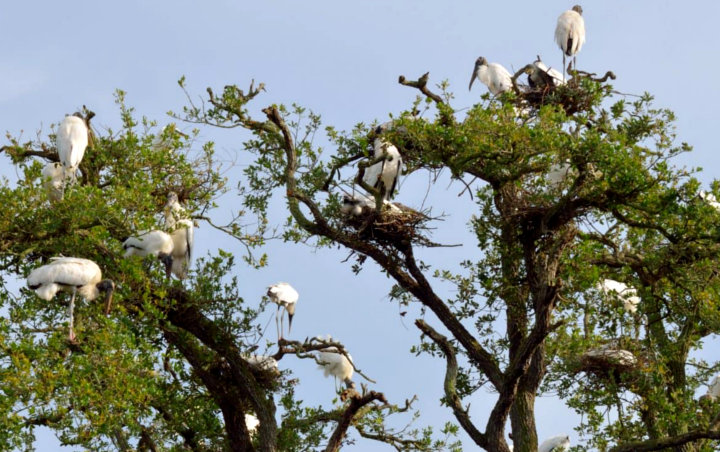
343;203;433;246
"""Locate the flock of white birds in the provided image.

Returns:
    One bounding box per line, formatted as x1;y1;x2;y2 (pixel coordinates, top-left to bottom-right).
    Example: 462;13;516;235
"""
23;4;720;448
27;111;355;437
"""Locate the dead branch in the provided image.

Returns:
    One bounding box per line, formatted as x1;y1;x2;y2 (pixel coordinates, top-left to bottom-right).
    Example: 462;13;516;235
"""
398;72;444;105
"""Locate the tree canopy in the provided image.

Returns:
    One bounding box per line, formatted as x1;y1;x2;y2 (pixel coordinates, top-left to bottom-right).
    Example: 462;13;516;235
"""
1;64;720;452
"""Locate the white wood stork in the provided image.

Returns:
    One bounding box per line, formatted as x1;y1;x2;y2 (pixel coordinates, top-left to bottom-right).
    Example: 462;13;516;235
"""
597;278;640;314
244;354;279;373
267;282;298;340
538;435;570;452
164;192;186;230
528;57;565;89
469;57;512;96
341;193;401;216
163;193;194;279
317;345;354;389
555;5;585;76
705;375;720;401
122;230;175;277
56;113;89;185
27;257;115;341
41;162;64;202
699;191;720;211
362;126;402;201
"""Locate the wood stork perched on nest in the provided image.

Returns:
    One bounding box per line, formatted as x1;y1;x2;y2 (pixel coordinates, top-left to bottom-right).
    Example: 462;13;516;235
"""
27;257;115;341
362;124;403;201
538;434;571;452
164;193;194;279
316;338;354;390
597;279;640;314
41;162;64;202
528;57;565;89
122;230;175;277
468;57;512;96
267;282;298;340
56;113;89;185
555;5;585;76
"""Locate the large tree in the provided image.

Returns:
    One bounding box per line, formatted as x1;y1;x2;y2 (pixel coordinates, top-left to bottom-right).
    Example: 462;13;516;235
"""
2;68;720;452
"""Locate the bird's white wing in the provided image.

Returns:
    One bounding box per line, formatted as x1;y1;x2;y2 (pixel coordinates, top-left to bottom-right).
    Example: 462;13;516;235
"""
31;257;101;287
268;282;299;304
57;116;88;169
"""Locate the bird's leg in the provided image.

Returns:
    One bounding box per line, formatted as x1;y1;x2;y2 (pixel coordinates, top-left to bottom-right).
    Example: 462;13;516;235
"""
68;288;77;342
562;54;567;80
276;305;282;341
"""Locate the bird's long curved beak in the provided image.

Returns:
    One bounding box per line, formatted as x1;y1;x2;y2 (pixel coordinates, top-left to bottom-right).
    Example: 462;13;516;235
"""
104;283;115;316
287;313;294;333
469;62;480;91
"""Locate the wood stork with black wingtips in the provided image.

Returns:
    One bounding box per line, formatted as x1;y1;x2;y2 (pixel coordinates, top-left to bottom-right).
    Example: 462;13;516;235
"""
539;434;570;452
122;230;175;278
528;57;565;89
164;193;194;279
362;124;402;201
56;113;89;185
27;257;115;341
555;5;585;77
41;162;64;202
469;57;512;96
267;282;298;340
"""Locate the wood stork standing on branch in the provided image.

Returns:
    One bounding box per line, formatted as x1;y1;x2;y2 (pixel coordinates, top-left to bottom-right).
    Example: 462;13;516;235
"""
27;257;115;341
267;282;298;340
316;337;354;389
538;435;570;452
555;5;585;77
597;278;640;313
56;113;89;185
41;162;64;202
164;193;194;279
468;57;512;96
122;230;175;277
362;124;402;201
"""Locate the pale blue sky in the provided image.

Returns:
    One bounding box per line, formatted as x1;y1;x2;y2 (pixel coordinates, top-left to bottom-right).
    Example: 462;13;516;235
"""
1;1;719;450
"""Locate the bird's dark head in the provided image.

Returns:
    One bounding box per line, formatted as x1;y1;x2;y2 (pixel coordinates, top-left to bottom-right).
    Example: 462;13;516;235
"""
71;112;84;119
97;279;115;315
342;194;360;207
572;5;583;14
469;57;488;91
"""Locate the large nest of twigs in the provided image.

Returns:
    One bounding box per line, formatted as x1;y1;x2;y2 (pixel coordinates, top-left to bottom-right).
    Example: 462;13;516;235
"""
517;71;615;116
342;200;433;246
576;343;643;386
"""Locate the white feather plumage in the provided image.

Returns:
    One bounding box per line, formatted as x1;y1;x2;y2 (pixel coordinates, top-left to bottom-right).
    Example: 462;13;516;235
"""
56;114;88;182
469;57;512;95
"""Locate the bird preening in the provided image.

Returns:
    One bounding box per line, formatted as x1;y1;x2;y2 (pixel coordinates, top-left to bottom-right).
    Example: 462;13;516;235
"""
267;282;299;340
362;123;403;202
27;257;115;342
123;230;175;278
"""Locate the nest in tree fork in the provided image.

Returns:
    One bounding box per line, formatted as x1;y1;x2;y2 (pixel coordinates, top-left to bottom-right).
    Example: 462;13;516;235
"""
516;71;616;116
577;344;642;385
343;202;434;246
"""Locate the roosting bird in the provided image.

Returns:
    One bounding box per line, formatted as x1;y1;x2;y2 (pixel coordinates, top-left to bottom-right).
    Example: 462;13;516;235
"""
699;191;720;211
27;257;115;341
704;375;720;401
597;278;640;314
122;230;175;277
468;57;512;95
362;126;403;201
56;113;89;184
555;5;585;76
267;282;298;340
538;434;571;452
41;162;64;202
528;57;565;89
164;193;194;279
317;341;354;389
